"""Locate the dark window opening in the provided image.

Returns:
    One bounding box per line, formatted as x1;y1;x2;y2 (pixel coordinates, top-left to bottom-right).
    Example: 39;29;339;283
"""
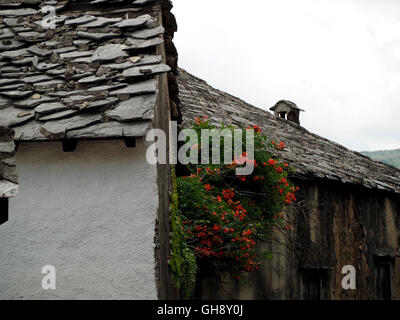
375;259;392;300
124;137;137;148
62;139;78;152
278;111;287;119
0;198;9;225
301;268;328;300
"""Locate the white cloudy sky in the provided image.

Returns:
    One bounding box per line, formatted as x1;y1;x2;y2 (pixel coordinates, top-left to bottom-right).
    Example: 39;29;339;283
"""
172;0;400;152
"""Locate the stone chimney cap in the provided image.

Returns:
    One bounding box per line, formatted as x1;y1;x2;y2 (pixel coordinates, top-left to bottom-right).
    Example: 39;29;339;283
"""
269;100;304;125
269;100;305;112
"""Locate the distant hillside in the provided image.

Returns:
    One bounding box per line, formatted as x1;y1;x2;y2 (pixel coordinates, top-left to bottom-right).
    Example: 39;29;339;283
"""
361;149;400;168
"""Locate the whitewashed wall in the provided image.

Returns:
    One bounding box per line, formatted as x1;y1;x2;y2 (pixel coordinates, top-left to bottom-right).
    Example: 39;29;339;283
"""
0;139;158;299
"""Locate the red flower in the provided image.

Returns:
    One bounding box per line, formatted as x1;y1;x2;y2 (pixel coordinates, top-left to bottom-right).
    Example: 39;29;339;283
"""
222;189;235;199
204;184;212;191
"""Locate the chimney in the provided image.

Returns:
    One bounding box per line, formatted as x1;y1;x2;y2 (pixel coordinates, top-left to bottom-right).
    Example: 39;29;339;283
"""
269;100;304;125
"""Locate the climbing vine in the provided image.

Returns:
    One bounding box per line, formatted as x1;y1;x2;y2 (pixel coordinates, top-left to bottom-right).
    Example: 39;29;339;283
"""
170;117;299;298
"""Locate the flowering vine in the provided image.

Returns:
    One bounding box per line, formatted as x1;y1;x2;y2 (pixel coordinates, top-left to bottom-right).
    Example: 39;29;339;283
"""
170;117;299;298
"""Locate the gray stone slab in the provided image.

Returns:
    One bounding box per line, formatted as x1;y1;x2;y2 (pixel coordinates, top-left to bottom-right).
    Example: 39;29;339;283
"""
1;157;16;166
2;72;36;78
91;44;128;62
12;120;46;140
60;50;93;60
48;90;85;97
127;26;165;39
0;180;18;198
109;79;157;97
0;39;26;50
13;95;58;108
12;56;39;66
13;26;34;33
104;60;134;70
130;55;163;66
113;15;151;29
27;46;52;57
0;28;15;40
54;46;77;54
33;79;65;89
62;95;97;107
36;62;61;71
22;74;53;83
0;96;10;108
17;31;45;41
0;83;24;91
41;113;102;137
66;120;151;139
82;97;119;111
0;8;37;17
0;79;20;87
70;72;95;80
122;63;170;78
87;83;126;92
0;106;34;127
77;31;117;41
145;17;159;29
132;0;158;6
0;48;28;59
73;39;91;46
0;65;20;73
81;17;122;28
46;68;66;76
3;18;24;27
42;40;60;48
0;141;15;154
65;15;97;26
126;37;163;50
34;102;67;115
39;109;79;121
0;90;33;99
78;75;111;85
106;94;156;121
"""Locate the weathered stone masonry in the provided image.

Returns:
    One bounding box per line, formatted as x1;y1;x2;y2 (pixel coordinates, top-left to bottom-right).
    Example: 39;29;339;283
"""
178;68;400;300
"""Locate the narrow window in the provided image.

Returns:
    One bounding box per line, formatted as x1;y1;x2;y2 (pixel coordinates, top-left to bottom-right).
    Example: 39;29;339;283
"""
0;198;9;225
375;259;392;300
301;268;328;300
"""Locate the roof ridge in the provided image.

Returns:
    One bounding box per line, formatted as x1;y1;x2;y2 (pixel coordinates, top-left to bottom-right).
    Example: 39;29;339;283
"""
178;67;400;193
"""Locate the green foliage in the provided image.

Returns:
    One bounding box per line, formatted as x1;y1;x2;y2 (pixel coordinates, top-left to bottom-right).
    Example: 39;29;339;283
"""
361;149;400;168
169;166;197;299
170;117;299;298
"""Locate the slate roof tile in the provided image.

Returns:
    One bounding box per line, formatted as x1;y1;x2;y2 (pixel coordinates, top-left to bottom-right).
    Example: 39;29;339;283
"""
178;68;400;194
0;0;169;141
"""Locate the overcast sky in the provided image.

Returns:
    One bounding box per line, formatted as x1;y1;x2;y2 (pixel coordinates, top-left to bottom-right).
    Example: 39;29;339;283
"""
172;0;400;152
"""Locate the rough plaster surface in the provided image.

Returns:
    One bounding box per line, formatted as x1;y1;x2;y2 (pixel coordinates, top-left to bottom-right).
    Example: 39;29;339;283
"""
0;139;158;300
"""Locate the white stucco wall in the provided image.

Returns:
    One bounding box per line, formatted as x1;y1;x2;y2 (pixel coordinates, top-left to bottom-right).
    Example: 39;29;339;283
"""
0;139;158;300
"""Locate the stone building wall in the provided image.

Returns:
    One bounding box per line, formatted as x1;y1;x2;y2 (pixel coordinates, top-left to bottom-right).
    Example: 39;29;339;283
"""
200;179;400;300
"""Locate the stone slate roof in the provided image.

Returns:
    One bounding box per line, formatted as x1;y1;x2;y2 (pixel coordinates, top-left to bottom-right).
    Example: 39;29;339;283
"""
178;68;400;194
0;127;18;198
0;0;170;141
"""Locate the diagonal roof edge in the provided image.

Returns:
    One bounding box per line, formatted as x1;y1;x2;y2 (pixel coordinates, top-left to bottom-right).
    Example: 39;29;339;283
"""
177;67;400;194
